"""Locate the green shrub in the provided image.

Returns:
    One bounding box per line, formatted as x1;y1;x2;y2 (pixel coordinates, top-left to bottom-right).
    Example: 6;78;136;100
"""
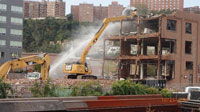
133;83;148;95
56;87;72;97
160;88;173;98
111;80;150;95
71;81;103;96
30;79;58;97
111;80;134;95
0;78;14;98
111;80;165;95
146;87;160;94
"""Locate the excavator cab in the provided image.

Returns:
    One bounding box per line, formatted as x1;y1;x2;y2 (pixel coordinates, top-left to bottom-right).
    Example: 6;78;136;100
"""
63;62;97;79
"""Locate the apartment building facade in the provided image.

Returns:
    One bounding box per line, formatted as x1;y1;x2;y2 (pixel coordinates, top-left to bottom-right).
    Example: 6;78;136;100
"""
0;0;23;64
104;11;200;89
130;0;184;11
108;1;124;17
47;0;65;17
71;1;124;22
24;0;65;18
184;6;200;14
71;5;79;21
94;5;108;22
78;4;94;22
24;1;40;18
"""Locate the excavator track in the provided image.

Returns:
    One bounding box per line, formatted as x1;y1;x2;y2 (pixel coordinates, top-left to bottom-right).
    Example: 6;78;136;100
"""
65;74;97;79
77;75;97;79
65;74;77;79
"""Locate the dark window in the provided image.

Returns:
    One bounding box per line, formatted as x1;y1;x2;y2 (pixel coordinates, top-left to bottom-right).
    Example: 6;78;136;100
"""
167;19;176;31
185;41;192;54
0;52;5;58
186;61;193;70
186;23;192;34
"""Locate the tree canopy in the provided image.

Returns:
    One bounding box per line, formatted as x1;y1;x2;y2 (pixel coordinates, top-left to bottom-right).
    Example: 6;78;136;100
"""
150;9;175;15
23;10;175;53
23;16;79;53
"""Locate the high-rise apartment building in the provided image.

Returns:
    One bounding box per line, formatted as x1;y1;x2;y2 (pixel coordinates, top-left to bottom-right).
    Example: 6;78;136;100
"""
78;4;94;22
71;5;79;21
24;1;40;18
130;0;184;11
71;1;124;22
108;1;124;17
184;6;200;14
23;0;65;18
0;0;23;64
94;5;108;22
39;1;47;17
47;0;65;17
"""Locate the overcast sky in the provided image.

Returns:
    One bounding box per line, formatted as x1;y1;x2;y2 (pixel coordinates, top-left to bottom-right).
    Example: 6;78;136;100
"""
32;0;200;14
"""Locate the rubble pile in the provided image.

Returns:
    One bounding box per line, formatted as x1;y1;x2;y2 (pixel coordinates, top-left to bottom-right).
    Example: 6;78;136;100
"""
6;79;35;97
54;79;114;88
5;78;115;97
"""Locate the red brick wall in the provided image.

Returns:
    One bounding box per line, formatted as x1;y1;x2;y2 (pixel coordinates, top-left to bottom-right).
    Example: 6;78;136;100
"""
71;5;79;21
94;5;108;22
161;11;200;88
58;2;65;17
101;7;108;20
24;0;65;18
24;2;30;18
94;6;100;22
79;4;94;22
71;2;124;22
130;0;184;11
108;1;124;17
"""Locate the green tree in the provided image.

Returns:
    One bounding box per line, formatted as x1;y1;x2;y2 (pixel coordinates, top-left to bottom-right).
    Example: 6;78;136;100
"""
150;9;175;15
66;14;73;22
23;15;79;53
134;3;148;16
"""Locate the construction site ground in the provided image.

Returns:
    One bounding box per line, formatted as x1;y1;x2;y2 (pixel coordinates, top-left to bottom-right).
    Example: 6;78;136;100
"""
6;78;114;98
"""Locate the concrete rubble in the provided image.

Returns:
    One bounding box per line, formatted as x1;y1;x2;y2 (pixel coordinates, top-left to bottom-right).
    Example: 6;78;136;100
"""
5;79;114;97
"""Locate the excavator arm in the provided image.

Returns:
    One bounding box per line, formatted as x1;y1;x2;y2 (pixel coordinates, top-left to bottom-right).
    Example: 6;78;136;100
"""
63;9;137;78
80;11;137;64
0;53;50;81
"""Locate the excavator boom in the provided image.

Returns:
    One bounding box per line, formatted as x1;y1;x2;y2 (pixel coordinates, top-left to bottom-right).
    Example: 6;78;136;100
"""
80;12;137;64
0;53;50;81
63;9;137;78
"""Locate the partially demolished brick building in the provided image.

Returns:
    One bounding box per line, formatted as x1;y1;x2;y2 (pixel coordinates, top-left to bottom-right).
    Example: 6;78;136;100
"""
104;11;200;89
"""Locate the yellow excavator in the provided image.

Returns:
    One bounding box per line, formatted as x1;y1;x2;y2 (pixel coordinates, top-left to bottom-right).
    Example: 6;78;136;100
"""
63;7;137;79
0;53;50;81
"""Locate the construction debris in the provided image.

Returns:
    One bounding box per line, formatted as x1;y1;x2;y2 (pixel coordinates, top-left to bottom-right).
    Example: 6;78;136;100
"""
6;79;114;98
